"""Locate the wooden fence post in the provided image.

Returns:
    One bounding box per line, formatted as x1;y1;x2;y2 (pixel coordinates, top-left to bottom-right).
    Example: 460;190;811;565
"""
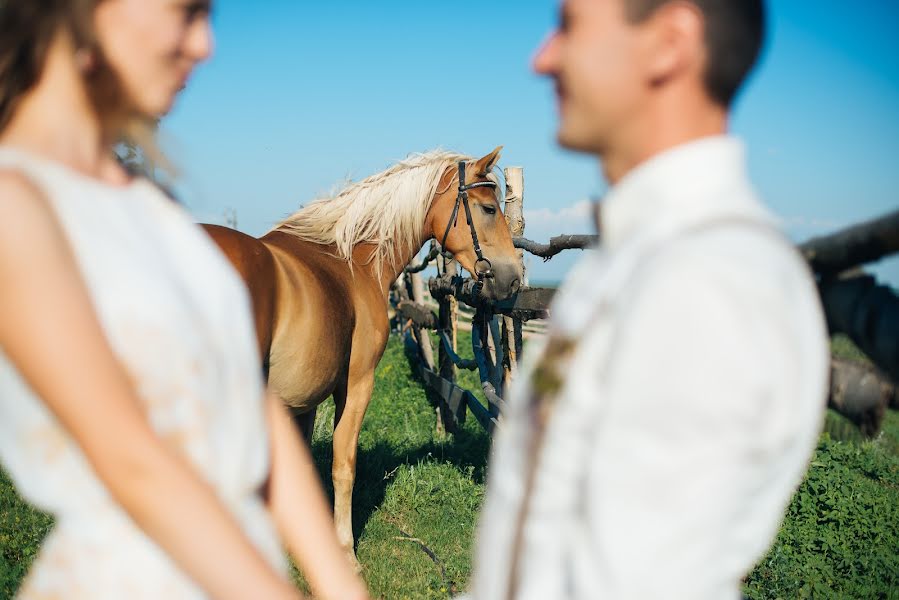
502;167;526;396
435;256;460;433
410;271;435;370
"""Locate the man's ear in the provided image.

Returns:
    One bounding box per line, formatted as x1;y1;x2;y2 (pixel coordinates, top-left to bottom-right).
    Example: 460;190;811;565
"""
644;2;705;86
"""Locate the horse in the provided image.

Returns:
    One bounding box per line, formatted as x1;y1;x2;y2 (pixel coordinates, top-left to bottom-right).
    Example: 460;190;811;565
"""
202;147;522;565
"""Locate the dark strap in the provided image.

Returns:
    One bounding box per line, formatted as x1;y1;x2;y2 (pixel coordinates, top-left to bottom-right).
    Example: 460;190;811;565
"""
439;161;498;286
440;191;463;250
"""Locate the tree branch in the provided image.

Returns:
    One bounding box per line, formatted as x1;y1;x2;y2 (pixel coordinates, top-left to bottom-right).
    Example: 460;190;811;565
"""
513;234;598;260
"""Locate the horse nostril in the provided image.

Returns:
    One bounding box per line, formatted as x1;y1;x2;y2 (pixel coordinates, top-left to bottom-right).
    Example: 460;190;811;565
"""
510;278;521;294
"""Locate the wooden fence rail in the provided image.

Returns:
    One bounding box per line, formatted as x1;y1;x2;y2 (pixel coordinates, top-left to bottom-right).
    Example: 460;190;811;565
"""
513;234;597;260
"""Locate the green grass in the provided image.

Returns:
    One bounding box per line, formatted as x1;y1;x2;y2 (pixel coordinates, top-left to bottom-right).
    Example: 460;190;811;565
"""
744;412;899;599
2;333;897;599
831;333;873;365
0;469;53;598
294;332;491;598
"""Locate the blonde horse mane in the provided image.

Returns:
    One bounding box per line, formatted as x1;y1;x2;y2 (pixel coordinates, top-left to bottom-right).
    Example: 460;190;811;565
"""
271;150;499;278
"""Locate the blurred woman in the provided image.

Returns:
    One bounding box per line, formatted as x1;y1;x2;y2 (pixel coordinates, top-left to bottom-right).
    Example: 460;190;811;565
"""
0;2;368;599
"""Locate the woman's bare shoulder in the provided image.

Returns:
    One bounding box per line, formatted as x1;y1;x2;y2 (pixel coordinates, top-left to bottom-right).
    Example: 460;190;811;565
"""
0;168;67;258
0;167;52;220
0;167;43;195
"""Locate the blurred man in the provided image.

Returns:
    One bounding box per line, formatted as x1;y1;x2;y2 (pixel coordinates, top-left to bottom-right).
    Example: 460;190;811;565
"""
466;1;829;598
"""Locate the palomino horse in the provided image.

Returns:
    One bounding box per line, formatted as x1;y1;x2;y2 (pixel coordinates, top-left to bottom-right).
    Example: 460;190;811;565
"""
203;147;521;564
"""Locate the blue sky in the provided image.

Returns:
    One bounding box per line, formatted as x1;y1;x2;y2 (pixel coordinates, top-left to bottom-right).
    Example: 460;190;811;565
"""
163;0;899;286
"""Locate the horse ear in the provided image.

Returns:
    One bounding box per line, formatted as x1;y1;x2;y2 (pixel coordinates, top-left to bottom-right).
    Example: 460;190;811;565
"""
475;146;503;175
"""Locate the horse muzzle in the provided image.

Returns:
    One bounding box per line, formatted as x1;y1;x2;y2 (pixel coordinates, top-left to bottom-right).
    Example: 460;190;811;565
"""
479;259;522;302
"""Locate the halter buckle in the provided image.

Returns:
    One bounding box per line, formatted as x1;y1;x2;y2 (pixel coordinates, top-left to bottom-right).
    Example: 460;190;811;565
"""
475;257;494;279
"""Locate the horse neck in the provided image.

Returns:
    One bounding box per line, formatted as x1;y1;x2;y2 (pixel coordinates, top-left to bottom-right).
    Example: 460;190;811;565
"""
360;179;447;298
350;164;456;298
355;233;427;300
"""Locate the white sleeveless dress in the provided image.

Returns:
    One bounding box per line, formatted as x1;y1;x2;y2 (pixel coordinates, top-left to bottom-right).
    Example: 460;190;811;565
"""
0;147;287;598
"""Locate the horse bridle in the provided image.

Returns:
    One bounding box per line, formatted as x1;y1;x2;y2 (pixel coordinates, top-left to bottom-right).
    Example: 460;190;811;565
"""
439;161;497;292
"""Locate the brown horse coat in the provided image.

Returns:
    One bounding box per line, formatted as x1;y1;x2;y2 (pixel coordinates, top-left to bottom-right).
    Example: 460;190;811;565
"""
204;147;521;565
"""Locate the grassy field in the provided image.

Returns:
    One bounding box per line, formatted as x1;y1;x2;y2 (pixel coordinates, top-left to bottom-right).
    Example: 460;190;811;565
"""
2;334;898;599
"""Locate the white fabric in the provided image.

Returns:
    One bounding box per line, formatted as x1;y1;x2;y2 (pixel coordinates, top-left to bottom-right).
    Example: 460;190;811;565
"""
467;136;829;600
0;147;286;598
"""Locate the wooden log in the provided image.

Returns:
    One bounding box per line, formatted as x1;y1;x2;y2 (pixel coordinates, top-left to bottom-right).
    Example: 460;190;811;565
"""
829;358;893;437
429;274;481;305
513;234;598;260
509;207;899;271
818;271;899;384
419;364;469;432
503;167;526;242
476;312;498;395
494;286;554;320
800;209;899;275
503;167;525;395
410;272;435;370
471;309;505;419
405;242;440;274
501;317;518;388
471;311;495;393
501;316;522;388
437;258;459;382
465;392;498;433
438;330;477;371
405;331;467;431
429;275;554;320
418;349;497;433
396;301;439;330
389;274;408;334
488;315;505;398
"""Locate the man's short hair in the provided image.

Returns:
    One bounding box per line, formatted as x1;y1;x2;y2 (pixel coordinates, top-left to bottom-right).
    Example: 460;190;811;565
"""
625;0;765;107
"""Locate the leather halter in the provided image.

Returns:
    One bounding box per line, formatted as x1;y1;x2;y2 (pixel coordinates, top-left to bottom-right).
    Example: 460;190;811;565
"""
439;161;497;291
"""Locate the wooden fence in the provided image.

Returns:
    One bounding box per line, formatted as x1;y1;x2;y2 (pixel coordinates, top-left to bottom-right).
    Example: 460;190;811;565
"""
392;168;899;436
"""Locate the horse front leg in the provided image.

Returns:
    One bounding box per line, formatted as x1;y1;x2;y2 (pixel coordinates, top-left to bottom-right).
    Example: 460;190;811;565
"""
331;369;374;571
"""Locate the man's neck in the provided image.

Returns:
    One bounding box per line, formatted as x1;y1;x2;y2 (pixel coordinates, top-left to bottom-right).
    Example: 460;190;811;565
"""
601;94;728;185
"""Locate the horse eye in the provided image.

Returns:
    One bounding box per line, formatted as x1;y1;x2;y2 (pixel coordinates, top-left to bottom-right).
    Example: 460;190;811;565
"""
481;204;497;215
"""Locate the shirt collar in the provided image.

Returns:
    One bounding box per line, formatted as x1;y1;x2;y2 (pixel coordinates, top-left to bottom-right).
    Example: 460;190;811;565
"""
599;135;750;250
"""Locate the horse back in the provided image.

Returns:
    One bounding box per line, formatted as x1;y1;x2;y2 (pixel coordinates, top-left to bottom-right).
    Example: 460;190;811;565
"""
258;231;362;409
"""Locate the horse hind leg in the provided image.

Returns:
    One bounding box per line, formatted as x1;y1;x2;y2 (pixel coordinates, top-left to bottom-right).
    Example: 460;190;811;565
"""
290;406;318;446
331;369;374;572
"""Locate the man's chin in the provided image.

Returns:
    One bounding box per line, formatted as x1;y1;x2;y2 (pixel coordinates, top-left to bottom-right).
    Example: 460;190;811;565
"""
556;126;601;155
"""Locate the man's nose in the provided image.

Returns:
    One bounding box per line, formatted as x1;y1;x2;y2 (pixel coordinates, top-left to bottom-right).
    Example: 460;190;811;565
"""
186;20;214;63
532;31;560;76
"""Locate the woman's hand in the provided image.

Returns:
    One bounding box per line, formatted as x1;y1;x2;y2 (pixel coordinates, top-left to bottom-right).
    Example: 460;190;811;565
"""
264;390;371;600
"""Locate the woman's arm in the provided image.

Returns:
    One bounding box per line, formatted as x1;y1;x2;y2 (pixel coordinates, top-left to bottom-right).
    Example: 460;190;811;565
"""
0;173;300;600
264;391;370;600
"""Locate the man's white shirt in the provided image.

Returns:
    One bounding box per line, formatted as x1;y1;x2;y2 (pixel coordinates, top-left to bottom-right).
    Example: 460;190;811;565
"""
466;136;829;600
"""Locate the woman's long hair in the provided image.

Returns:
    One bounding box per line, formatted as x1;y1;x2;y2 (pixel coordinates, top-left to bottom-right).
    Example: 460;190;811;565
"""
0;0;162;176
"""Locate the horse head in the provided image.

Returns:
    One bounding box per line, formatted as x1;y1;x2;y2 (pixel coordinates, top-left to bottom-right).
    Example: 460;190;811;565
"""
427;146;523;301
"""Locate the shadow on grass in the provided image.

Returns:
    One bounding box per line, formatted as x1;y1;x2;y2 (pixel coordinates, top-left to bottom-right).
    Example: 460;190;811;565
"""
304;339;491;545
311;426;490;545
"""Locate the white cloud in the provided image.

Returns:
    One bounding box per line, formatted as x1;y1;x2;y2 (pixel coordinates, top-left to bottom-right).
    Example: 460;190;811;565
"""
521;199;597;242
